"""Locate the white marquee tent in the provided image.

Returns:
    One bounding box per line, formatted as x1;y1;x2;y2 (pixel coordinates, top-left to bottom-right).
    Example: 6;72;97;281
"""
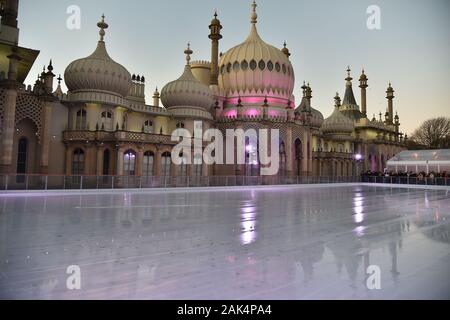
387;149;450;174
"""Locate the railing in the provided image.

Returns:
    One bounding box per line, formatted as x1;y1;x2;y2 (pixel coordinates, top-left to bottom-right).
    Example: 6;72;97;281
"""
0;175;448;191
361;176;450;186
0;175;362;191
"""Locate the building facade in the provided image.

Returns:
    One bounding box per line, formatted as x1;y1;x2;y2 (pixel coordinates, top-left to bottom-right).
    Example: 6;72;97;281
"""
0;0;406;180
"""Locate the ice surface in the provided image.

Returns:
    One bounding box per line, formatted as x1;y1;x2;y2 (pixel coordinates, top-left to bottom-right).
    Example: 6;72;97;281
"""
0;185;449;300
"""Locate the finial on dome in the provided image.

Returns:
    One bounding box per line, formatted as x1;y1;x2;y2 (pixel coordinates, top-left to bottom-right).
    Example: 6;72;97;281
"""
334;92;341;107
184;42;193;65
281;41;291;57
97;14;109;42
345;66;353;84
214;10;218;19
251;0;258;25
57;74;62;84
48;59;53;72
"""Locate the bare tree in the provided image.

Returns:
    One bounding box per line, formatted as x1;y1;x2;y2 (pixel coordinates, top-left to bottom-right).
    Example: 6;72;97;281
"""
411;117;450;149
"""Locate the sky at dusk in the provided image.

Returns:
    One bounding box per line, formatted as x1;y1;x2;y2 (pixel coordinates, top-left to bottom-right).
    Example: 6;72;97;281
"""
18;0;450;134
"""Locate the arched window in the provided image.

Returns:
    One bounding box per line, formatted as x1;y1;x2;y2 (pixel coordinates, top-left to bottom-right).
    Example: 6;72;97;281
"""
275;62;281;72
144;120;153;133
220;65;225;75
258;60;266;71
226;63;232;73
250;59;257;71
267;61;274;71
176;152;188;177
279;141;286;176
233;61;240;72
282;64;287;74
143;151;154;176
103;149;110;175
101;110;113;131
241;60;249;71
161;152;171;177
76;109;87;130
176;122;185;129
123;150;136;176
72;149;85;175
16;137;28;174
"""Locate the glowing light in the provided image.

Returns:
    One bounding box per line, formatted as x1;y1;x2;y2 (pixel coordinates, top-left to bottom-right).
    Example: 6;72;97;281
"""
355;154;362;161
246;109;258;116
240;207;257;245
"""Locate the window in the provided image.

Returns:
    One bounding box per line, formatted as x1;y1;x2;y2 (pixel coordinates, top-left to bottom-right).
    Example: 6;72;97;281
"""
241;60;248;71
143;151;154;176
233;61;240;72
76;109;87;130
16;138;27;174
161;152;171;177
267;61;274;71
103;149;110;175
275;63;281;72
144;120;153;133
72;149;85;175
250;60;257;71
258;60;266;71
282;64;287;74
176;122;185;129
123;150;136;176
221;65;225;75
226;63;232;73
101;110;113;131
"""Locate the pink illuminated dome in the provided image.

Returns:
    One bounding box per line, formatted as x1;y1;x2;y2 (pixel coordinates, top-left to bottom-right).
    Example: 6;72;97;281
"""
218;1;295;109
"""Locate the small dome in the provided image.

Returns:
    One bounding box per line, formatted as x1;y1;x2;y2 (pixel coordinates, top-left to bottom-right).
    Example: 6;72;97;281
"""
310;107;324;128
160;45;214;110
64;16;132;101
322;106;354;135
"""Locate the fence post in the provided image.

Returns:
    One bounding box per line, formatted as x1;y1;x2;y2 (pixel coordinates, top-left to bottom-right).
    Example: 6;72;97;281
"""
80;176;83;190
112;176;114;189
5;175;8;191
96;176;99;189
45;176;48;190
25;175;29;190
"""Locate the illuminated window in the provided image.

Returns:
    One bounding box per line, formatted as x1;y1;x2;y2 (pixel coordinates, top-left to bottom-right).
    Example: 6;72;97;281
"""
123;150;136;176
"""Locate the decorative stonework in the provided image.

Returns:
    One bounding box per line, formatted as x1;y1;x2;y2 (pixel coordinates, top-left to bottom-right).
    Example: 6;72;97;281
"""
15;91;43;141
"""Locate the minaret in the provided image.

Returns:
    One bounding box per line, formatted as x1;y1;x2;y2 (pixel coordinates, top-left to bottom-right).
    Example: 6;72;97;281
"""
306;83;313;106
153;87;160;107
342;66;358;107
386;83;395;124
1;0;19;28
208;11;222;86
359;69;368;117
394;112;400;142
43;60;55;94
334;92;341;108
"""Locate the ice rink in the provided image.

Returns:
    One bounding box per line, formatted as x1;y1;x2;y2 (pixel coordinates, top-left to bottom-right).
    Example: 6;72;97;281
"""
0;184;449;300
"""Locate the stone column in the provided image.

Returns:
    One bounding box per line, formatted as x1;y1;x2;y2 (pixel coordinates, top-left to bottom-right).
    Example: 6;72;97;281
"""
65;145;72;175
136;149;143;176
96;145;104;176
39;99;55;174
0;52;21;174
154;151;162;176
116;147;124;176
302;134;309;175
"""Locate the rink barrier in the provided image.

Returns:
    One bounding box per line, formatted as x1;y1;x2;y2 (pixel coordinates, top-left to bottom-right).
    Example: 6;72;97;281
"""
0;175;448;191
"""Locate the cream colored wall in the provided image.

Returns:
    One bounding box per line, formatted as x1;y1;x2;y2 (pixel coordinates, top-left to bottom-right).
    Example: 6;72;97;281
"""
48;102;68;174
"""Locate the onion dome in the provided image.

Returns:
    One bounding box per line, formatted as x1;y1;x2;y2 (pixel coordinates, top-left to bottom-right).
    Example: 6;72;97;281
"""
321;93;354;135
64;15;132;104
218;1;295;106
160;44;214;111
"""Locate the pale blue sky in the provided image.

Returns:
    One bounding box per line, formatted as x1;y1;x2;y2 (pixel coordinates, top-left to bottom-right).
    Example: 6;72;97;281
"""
18;0;450;134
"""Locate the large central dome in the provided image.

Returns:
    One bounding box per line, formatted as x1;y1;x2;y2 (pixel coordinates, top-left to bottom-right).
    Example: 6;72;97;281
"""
218;1;295;107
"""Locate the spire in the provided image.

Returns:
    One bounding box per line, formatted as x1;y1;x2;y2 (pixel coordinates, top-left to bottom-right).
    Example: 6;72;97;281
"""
251;0;258;25
184;43;193;65
281;41;291;57
97;14;109;42
334;92;341;108
342;66;358;106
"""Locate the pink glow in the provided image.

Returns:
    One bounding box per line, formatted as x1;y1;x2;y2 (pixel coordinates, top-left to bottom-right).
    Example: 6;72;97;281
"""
246;109;259;116
225;110;237;118
227;96;294;106
268;110;279;117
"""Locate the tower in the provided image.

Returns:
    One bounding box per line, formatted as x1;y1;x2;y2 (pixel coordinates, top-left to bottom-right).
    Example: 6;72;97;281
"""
386;83;395;124
208;11;222;86
359;69;368;117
